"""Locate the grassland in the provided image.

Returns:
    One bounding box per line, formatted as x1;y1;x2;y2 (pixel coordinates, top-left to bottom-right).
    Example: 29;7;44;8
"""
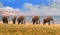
0;23;60;35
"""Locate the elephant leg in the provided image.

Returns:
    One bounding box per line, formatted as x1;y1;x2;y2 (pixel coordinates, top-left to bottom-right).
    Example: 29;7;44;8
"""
43;20;46;25
13;21;15;24
48;22;50;25
4;20;8;24
36;21;38;25
6;20;8;24
18;21;20;24
5;21;6;23
33;21;35;25
21;21;23;24
7;21;8;24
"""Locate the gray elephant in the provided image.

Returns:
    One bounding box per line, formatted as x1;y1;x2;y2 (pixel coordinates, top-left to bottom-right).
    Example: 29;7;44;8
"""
12;16;16;24
32;16;40;25
2;16;9;24
43;16;54;25
17;16;25;24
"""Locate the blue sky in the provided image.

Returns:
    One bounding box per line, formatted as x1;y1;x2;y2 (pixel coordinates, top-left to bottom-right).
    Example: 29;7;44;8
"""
0;0;60;16
0;0;53;9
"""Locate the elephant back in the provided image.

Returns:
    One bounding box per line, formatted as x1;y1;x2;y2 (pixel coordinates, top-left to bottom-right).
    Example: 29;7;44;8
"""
18;16;25;20
32;16;39;20
47;16;53;20
44;16;53;21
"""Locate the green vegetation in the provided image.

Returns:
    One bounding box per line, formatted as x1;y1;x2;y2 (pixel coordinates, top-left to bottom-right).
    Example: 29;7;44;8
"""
0;24;60;35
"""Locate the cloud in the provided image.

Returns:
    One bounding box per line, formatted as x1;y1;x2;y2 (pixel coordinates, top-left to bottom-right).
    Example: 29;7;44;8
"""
23;0;60;16
0;0;60;16
0;7;21;16
0;2;22;16
0;6;27;16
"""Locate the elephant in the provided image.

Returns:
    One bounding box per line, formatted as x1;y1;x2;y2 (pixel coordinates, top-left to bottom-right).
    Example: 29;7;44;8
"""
32;16;40;25
12;16;16;24
43;16;54;25
2;16;9;24
17;16;25;24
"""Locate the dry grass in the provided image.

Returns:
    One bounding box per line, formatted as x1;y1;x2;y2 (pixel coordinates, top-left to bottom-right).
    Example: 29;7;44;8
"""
0;22;60;35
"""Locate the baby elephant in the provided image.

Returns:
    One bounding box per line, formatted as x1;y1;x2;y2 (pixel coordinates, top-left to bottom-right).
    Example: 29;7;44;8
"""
32;16;40;25
2;16;9;24
43;16;54;25
12;16;17;24
17;16;25;24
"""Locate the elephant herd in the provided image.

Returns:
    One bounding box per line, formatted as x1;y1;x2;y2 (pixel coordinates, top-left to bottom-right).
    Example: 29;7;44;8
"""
2;16;54;25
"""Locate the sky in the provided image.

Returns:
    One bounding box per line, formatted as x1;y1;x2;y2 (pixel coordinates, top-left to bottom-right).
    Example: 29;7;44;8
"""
0;0;53;8
0;0;60;16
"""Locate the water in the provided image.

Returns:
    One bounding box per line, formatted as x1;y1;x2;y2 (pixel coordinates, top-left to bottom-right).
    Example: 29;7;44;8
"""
0;16;60;24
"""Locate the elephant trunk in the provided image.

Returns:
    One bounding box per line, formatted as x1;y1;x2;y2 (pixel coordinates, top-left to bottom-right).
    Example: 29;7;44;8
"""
39;19;40;24
24;19;25;24
52;19;54;25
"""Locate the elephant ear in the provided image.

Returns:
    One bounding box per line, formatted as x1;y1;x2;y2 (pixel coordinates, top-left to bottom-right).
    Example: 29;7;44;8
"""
32;16;35;18
32;16;35;19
